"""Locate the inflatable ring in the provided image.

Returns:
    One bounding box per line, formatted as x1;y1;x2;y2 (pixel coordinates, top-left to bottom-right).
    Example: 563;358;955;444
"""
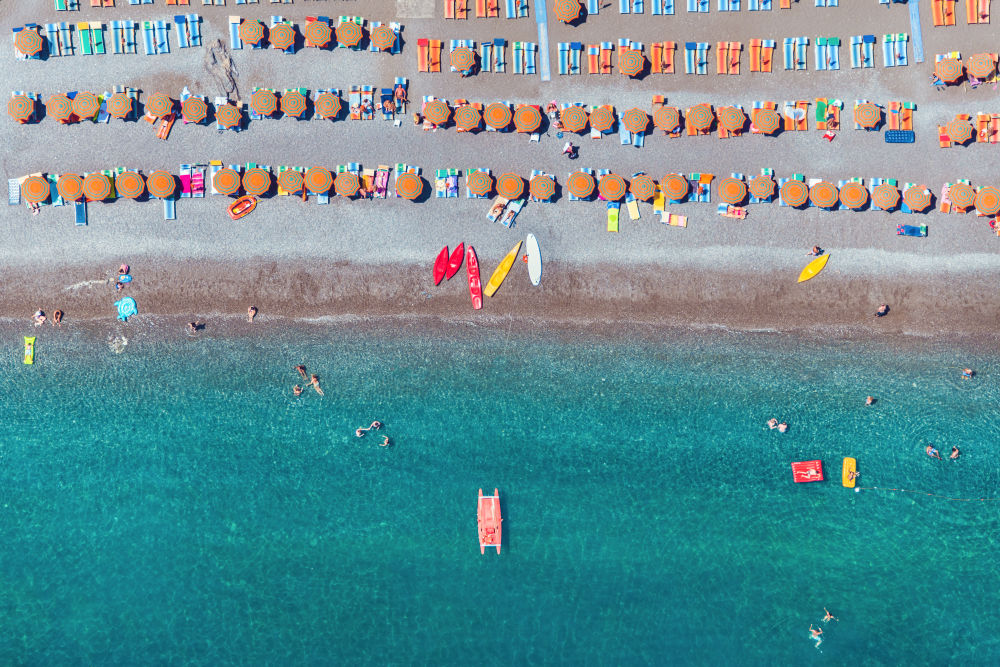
115;297;138;321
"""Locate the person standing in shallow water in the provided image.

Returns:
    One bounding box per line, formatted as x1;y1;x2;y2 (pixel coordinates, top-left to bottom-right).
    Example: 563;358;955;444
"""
247;306;257;323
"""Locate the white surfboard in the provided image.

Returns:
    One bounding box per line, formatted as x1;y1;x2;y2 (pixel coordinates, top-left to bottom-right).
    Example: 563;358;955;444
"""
525;233;541;286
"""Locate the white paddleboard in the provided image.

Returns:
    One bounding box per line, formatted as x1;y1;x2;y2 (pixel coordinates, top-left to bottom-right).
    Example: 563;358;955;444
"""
526;234;542;286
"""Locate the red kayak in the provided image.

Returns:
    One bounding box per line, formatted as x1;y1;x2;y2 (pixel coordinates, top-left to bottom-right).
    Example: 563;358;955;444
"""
433;246;448;285
478;488;502;554
446;243;465;280
467;246;482;310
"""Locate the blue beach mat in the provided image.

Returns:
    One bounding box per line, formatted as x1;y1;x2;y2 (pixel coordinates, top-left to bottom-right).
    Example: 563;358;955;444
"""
115;297;138;321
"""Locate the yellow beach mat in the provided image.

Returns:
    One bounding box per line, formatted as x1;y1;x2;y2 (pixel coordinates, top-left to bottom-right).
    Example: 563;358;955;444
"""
23;336;35;365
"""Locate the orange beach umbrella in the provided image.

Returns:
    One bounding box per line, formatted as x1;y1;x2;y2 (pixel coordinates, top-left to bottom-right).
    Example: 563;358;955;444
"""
497;173;524;199
451;47;475;72
455;104;481;131
8;95;33;122
278;169;304;194
242;168;272;196
305;21;332;48
114;171;145;199
619;49;645;77
239;20;265;46
946;118;973;144
871;183;900;210
269;23;295;50
467;171;493;197
589;106;615;132
315;92;342;119
250;90;278;117
560;105;588;133
215;103;241;128
395;172;423;200
717;106;746;132
484;103;512;129
839;182;869;210
213;167;241;196
514;105;542;132
780;179;809;207
181;96;207;123
653;106;680;132
974;186;1000;215
809;181;839;208
566;171;595;198
46;94;73;122
718;177;747;205
966;53;996;79
370;25;396;51
72;92;100;119
14;28;43;57
751;108;780;134
305;167;333;194
336;21;363;48
423;99;451;125
621;108;649;134
934;58;963;83
20;176;50;204
146;171;176;199
106;92;132;119
687;104;713;131
853;103;880;129
145;92;173;118
281;90;307;118
902;185;931;212
56;173;84;202
82;173;111;201
629;174;656;201
335;172;360;197
661;174;689;201
948;182;976;209
748;174;775;200
529;174;556;201
598;173;627;201
554;0;582;22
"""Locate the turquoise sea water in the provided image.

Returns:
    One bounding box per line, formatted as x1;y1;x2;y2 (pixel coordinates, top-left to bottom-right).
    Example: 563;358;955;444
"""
1;325;998;665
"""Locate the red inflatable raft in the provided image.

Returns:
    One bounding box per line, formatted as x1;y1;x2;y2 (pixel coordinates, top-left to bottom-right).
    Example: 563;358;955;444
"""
791;460;824;483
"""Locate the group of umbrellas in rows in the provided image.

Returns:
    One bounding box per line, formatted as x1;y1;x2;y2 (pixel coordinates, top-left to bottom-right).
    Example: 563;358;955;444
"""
933;54;999;84
19;167;1000;215
236;18;398;51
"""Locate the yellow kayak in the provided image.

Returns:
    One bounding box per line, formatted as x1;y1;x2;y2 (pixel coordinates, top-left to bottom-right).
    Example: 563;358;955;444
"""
798;254;830;283
23;336;35;365
483;240;523;298
842;457;857;488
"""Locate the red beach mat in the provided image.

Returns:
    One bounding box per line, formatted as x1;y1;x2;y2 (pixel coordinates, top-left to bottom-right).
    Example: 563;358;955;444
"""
791;460;824;483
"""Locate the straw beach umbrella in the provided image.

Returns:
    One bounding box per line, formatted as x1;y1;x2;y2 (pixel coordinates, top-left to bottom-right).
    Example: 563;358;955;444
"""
589;106;615;132
621;108;649;134
598;173;626;201
661;174;689;201
424;100;451;126
370;25;396;51
451;47;475;73
619;49;645;77
653;106;680;133
278;169;304;195
966;53;995;79
871;183;900;210
395;172;423;200
853;103;880;129
305;21;332;48
902;185;931;212
82;173;111;201
315;92;342;120
751;108;780;134
560;106;588;133
181;96;207;123
467;171;493;197
269;23;295;50
718;177;747;205
497;173;524;199
335;172;360;197
146;171;176;199
839;182;869;210
946;118;973;144
20;175;50;204
934;58;963;83
250;90;278;117
280;90;308;118
114;171;145;199
57;173;84;202
242;168;272;197
72;92;100;119
335;21;363;48
145;92;173;118
748;174;776;200
809;181;839;208
8;95;34;122
106;92;132;119
46;94;73;122
717;107;747;133
948;182;976;209
14;28;43;57
554;0;582;22
629;174;656;201
974;186;1000;215
239;20;266;46
566;171;595;199
215;103;241;128
484;103;512;130
780;179;809;207
213;167;241;196
530;174;556;201
455;104;481;131
305;167;333;194
687;104;713;131
514;105;542;133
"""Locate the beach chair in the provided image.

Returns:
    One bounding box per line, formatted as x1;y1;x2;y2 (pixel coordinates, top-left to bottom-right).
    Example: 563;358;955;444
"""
506;0;529;18
814;98;841;131
717;0;739;10
480;41;493;73
690;173;713;202
748;0;771;8
851;35;875;69
687;0;709;12
716;41;741;74
606;202;620;232
587;45;600;74
650;42;676;73
815;37;840;70
360;86;375;120
932;0;956;26
652;0;676;13
685;42;709;74
625;190;641;220
783;37;808;71
749;168;775;203
599;42;614;74
567;167;595;202
434;169;460;198
749;101;776;134
466;168;491;198
174;14;200;48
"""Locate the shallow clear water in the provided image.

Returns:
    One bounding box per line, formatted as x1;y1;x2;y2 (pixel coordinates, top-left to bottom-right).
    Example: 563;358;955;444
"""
1;326;998;664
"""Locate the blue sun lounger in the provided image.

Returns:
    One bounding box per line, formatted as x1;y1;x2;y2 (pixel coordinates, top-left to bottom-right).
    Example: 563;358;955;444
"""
685;42;709;74
588;0;600;13
620;0;645;12
175;14;201;49
748;0;771;8
567;167;595;202
851;35;875;68
687;0;710;12
718;0;739;10
506;0;529;18
652;0;675;13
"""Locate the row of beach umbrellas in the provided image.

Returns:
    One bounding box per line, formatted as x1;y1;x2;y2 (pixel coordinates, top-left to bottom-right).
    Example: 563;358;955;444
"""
934;54;998;83
237;19;396;50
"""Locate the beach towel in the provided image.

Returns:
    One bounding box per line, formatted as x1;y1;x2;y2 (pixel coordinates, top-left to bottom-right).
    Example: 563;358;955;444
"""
588;0;601;13
174;14;200;48
620;0;646;12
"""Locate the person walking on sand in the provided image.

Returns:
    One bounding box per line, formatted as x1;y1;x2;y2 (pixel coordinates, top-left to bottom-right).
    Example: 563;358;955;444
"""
295;365;308;380
309;374;324;396
247;306;257;323
809;625;823;648
926;445;942;460
823;608;838;624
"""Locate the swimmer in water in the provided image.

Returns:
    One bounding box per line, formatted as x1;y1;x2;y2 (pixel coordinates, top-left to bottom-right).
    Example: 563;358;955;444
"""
950;446;960;459
767;418;778;429
379;436;391;447
370;421;382;430
809;625;823;648
309;374;324;396
295;365;308;380
926;445;942;460
865;396;875;406
293;385;303;397
823;608;838;623
777;422;788;433
961;368;974;380
247;306;257;323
